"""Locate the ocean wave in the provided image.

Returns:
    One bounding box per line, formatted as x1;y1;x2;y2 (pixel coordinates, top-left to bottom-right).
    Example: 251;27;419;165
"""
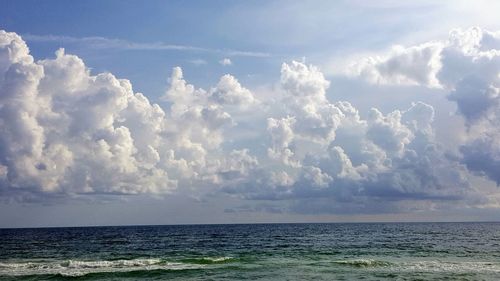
0;258;205;277
2;257;499;277
399;261;500;273
60;258;164;268
181;256;236;264
333;259;392;267
332;259;500;273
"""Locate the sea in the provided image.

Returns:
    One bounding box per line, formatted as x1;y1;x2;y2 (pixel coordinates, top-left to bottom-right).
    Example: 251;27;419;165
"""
0;222;499;280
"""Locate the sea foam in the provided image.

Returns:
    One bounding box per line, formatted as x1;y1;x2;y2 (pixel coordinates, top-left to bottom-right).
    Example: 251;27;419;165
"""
0;258;205;277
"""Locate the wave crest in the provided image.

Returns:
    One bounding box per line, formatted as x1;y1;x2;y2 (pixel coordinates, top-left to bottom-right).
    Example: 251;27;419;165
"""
181;256;235;264
0;258;204;277
333;259;392;267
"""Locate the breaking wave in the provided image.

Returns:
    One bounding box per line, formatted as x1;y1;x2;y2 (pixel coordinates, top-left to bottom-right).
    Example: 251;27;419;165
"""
0;258;207;277
180;256;236;264
332;258;500;273
399;261;500;273
333;259;392;267
2;256;500;277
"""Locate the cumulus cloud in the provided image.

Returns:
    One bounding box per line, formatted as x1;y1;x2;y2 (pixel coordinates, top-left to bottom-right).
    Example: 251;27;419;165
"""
210;74;257;109
350;27;500;90
349;42;444;88
267;116;299;167
0;30;258;200
0;32;178;197
221;60;477;213
349;27;500;189
280;61;342;144
0;28;496;215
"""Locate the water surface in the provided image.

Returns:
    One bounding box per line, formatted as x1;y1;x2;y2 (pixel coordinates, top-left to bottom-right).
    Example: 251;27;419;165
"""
1;222;499;280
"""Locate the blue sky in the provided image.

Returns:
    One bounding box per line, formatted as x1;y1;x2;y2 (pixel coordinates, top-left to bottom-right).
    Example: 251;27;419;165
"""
4;0;498;98
1;1;500;227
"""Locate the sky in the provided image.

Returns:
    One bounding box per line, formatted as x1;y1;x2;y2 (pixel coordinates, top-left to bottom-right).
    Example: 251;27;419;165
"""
1;0;500;227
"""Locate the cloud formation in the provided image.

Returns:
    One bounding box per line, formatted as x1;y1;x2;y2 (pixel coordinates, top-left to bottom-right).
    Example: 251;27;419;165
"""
348;27;500;89
0;30;259;201
0;28;497;214
350;27;500;188
225;61;473;212
349;42;443;88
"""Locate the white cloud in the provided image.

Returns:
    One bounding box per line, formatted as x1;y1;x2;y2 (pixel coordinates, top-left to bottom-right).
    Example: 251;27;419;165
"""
280;61;342;144
348;27;500;191
349;27;500;90
219;58;232;66
366;108;413;156
210;74;257;109
189;59;207;66
0;30;259;200
0;28;497;215
221;60;476;211
267;116;298;167
23;34;271;57
348;42;444;88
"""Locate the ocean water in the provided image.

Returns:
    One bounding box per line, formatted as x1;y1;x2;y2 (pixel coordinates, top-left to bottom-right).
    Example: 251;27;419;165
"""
1;223;499;280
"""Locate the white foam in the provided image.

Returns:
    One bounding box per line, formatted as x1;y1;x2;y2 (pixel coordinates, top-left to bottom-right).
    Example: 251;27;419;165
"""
202;256;234;263
333;259;392;267
62;258;163;268
398;260;500;273
332;258;500;273
0;258;204;277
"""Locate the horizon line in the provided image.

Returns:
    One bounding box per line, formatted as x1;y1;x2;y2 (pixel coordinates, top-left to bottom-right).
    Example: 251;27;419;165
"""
2;220;499;230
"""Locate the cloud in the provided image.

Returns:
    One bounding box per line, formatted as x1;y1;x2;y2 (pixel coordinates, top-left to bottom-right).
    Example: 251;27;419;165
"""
349;27;500;90
23;34;271;57
0;32;177;198
219;58;232;66
349;27;500;188
267;116;298;167
279;61;342;144
189;59;207;66
222;60;477;213
210;74;257;109
0;30;259;201
0;29;496;215
348;42;444;88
